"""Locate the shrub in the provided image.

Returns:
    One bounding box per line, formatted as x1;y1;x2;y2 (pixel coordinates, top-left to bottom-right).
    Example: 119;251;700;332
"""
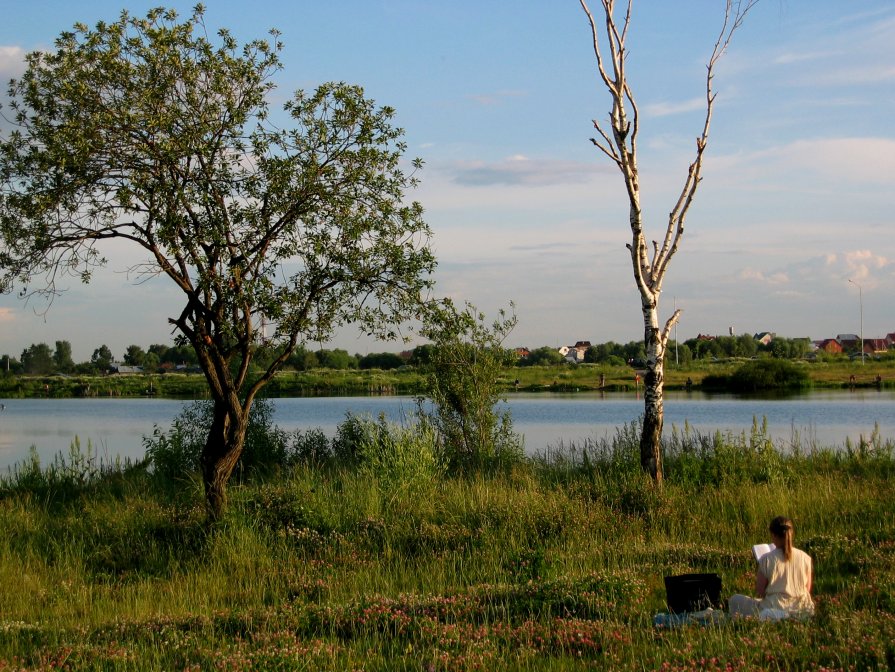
421;300;524;472
289;428;332;466
702;358;811;392
144;398;289;482
354;415;446;506
331;412;369;467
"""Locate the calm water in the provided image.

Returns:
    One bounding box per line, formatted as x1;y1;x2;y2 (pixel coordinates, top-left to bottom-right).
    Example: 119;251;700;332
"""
0;390;892;470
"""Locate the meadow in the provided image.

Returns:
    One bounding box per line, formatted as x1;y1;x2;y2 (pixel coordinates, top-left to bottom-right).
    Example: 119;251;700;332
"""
1;419;894;671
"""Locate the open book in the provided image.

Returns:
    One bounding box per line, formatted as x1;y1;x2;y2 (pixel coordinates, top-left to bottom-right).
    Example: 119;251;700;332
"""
752;543;775;562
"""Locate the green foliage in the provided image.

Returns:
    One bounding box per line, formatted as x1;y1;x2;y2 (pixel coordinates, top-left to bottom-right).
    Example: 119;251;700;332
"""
124;345;147;367
19;343;54;375
519;346;565;367
358;352;405;370
1;5;436;515
144;398;289;482
90;344;113;371
316;349;359;370
421;301;524;471
331;413;371;467
53;340;75;374
289;428;332;467
355;416;446;507
702;358;812;392
583;340;646;365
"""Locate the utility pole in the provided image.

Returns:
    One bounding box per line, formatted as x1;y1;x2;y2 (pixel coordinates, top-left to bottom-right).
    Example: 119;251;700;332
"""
848;279;864;365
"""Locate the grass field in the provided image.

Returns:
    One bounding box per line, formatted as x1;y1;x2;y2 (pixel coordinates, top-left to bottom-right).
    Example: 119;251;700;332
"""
1;423;893;670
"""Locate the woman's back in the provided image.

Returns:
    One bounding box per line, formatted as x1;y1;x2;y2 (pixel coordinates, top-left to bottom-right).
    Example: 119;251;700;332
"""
759;546;814;614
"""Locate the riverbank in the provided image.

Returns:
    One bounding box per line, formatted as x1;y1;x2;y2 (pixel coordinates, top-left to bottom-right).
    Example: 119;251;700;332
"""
0;359;891;399
1;434;893;670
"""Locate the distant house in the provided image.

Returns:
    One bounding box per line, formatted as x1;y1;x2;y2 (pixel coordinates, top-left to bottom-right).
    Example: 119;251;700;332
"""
817;339;843;354
865;339;889;355
514;347;531;359
886;333;895;348
557;341;591;363
754;332;775;346
836;334;860;350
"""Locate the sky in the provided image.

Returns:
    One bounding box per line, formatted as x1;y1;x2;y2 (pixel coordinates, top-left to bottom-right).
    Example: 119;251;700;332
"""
1;1;893;362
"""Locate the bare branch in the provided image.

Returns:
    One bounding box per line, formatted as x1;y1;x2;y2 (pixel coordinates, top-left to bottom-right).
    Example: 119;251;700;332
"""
662;308;682;342
579;0;621;96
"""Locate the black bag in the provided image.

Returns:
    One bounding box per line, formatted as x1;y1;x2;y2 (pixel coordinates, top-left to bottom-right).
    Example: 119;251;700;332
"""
664;573;723;613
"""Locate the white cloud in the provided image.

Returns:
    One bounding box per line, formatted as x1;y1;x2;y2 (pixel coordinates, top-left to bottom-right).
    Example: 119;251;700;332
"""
644;97;705;118
843;250;889;288
0;46;26;78
739;268;789;285
712;137;895;188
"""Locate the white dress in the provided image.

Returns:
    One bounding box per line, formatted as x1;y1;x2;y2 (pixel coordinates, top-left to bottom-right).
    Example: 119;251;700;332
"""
728;547;814;619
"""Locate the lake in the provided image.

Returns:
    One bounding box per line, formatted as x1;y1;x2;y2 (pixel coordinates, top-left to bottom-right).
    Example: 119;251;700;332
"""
0;389;893;470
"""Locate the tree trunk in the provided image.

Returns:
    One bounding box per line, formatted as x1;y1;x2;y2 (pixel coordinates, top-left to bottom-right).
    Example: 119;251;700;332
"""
640;303;665;484
201;398;249;521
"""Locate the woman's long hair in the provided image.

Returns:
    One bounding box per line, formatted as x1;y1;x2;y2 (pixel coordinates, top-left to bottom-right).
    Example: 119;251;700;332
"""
769;516;794;561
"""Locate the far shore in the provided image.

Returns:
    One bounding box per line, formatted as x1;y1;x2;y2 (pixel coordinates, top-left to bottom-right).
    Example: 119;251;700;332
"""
0;358;892;400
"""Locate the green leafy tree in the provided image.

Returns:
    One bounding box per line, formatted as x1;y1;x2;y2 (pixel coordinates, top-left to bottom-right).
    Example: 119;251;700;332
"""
408;343;435;366
0;7;434;518
53;340;75;373
667;342;693;367
142;351;161;373
422;301;522;471
21;343;54;374
287;345;318;371
317;349;358;370
521;346;565;367
359;351;404;370
90;344;113;372
124;345;146;367
738;334;758;358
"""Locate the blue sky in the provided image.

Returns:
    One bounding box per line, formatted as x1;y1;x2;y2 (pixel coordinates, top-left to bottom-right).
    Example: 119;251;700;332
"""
1;1;893;361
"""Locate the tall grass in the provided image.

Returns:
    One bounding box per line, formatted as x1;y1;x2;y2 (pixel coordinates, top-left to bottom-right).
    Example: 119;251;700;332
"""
1;421;893;670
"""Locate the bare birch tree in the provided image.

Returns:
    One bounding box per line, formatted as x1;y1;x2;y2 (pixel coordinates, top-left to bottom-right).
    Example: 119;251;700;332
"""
578;0;758;482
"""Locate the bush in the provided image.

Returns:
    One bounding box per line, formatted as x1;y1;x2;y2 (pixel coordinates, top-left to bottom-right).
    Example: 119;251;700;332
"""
144;398;289;482
353;415;446;506
289;428;332;466
421;301;524;472
702;358;811;392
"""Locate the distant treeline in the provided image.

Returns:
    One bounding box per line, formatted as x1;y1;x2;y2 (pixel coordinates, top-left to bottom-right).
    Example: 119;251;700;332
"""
2;334;888;379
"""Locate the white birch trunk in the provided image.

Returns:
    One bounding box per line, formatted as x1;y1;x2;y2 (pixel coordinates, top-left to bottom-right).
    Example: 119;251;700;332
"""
579;0;756;483
641;301;666;482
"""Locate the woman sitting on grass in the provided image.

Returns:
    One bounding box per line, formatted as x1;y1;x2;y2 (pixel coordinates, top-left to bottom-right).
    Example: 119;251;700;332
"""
728;516;815;620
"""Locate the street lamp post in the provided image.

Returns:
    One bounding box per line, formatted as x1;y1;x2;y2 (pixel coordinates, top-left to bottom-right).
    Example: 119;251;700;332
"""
848;279;864;365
